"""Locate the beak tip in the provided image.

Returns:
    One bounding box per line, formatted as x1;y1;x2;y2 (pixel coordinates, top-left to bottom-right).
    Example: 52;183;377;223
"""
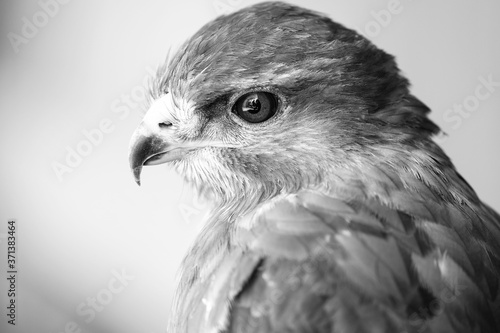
132;166;142;186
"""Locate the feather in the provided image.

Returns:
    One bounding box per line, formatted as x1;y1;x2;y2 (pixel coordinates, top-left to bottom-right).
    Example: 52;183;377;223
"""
128;2;500;332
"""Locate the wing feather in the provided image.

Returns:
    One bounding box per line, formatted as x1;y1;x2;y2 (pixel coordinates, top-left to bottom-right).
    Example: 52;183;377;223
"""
225;189;500;332
172;180;500;332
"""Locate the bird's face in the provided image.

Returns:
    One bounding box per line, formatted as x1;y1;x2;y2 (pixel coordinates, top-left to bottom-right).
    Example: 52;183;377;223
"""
129;2;428;201
129;75;337;198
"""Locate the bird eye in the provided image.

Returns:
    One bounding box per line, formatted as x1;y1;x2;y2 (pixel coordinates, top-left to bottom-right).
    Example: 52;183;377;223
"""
232;92;278;123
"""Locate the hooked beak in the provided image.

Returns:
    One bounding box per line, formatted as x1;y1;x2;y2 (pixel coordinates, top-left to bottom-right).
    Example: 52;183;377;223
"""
128;94;189;185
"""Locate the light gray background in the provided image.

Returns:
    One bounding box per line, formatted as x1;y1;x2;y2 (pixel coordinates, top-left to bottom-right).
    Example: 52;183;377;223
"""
1;0;499;332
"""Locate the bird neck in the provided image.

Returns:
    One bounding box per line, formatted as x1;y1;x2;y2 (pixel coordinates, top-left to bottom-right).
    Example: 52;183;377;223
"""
190;137;479;226
180;136;479;272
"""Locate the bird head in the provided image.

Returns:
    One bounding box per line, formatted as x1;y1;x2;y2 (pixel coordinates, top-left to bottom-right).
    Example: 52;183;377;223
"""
129;1;439;203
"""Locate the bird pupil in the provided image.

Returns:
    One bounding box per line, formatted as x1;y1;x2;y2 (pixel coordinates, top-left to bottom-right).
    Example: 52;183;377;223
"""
244;97;261;114
232;91;277;123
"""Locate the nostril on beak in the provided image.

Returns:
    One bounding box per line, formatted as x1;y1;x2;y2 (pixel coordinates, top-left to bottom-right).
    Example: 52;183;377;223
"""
159;121;173;128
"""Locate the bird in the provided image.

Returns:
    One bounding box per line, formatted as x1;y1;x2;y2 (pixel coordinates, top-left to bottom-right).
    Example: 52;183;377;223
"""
128;2;500;332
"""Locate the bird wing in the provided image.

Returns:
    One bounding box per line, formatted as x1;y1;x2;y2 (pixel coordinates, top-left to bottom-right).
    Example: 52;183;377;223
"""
170;163;500;333
224;188;500;333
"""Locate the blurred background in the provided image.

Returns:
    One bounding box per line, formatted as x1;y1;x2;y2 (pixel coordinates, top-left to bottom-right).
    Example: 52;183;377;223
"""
1;0;499;332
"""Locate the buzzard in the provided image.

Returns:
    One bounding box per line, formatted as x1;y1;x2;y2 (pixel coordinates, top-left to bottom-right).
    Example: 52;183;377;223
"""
129;2;500;332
